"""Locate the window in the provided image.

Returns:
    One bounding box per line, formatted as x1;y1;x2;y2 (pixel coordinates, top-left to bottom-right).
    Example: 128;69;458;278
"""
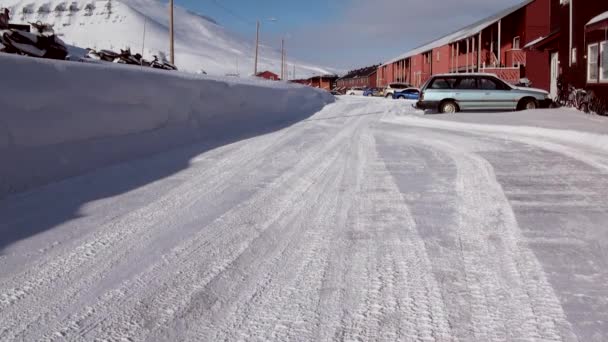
588;43;599;82
437;51;440;62
455;78;477;89
513;36;520;49
479;77;499;90
601;41;608;82
572;47;577;64
429;77;457;89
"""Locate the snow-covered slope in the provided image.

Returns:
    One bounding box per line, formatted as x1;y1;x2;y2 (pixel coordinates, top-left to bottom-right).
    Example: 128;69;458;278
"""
0;0;334;76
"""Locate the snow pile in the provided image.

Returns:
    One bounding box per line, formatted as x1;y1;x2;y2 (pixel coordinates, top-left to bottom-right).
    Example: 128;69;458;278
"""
0;54;334;198
0;0;334;77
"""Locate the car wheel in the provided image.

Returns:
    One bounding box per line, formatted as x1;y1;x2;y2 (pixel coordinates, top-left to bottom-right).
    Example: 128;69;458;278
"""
518;98;537;111
439;100;458;114
385;93;392;98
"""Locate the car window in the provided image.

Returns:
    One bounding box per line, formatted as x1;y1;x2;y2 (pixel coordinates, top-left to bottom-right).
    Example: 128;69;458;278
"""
479;77;500;90
455;78;477;89
429;77;457;89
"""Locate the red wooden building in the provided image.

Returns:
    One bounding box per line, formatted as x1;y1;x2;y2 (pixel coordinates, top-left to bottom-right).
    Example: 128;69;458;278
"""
377;0;552;88
525;0;608;100
255;71;280;81
336;65;379;90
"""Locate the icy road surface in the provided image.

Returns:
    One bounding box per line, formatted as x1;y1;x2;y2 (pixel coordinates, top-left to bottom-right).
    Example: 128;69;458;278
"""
1;97;608;341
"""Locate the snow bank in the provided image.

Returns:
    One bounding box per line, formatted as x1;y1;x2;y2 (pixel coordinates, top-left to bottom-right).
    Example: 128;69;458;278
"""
0;54;334;198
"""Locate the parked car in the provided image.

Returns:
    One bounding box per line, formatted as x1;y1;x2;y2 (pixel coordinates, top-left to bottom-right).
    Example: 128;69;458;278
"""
416;73;552;113
347;87;365;96
384;82;415;98
330;90;342;96
363;87;383;97
393;88;420;100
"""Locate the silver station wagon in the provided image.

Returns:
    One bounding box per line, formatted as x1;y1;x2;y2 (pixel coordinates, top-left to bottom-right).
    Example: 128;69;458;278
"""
416;73;552;113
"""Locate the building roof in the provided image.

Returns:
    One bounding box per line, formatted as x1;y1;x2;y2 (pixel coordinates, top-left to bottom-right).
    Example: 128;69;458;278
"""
523;29;560;50
338;65;379;80
381;0;533;66
256;71;278;76
587;11;608;26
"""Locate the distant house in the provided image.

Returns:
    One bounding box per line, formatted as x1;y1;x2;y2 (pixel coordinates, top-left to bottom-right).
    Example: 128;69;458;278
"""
288;75;338;90
308;75;338;90
336;65;379;90
256;71;280;81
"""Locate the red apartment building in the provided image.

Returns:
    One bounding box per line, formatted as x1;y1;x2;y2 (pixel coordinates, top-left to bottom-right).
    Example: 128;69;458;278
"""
526;0;608;100
336;65;379;90
377;0;552;88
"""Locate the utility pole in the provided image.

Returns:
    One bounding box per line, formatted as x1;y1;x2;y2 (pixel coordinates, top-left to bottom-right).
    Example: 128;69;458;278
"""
169;0;175;64
280;38;285;80
141;17;147;68
254;20;260;75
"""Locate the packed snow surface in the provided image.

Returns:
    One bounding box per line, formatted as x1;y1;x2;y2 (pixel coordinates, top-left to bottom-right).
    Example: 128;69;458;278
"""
0;0;334;76
1;97;608;341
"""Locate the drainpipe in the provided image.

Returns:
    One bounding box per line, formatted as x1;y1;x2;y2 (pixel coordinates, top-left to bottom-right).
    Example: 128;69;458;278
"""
569;0;573;66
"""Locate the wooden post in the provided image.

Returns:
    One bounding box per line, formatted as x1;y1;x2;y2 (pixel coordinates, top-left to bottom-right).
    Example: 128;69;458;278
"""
466;38;470;72
497;19;502;66
280;38;284;80
478;31;482;72
169;0;174;64
254;20;260;75
456;42;459;72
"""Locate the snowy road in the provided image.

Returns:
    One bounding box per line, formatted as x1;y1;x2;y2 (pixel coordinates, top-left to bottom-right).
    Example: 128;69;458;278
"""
1;97;608;341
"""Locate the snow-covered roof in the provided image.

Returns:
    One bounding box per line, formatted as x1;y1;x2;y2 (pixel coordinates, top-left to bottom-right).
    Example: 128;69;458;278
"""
524;35;546;49
587;11;608;26
382;0;533;66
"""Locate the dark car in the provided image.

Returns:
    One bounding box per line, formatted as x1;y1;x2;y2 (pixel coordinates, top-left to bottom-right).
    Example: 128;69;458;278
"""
393;88;420;100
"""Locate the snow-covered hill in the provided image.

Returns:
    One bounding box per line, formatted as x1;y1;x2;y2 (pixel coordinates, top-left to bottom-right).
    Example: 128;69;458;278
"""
0;0;334;76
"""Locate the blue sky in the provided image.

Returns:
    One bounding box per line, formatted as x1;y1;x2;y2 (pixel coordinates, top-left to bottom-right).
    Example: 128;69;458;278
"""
178;0;524;71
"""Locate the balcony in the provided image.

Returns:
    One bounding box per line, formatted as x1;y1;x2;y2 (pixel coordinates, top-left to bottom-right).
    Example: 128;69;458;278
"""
505;49;526;67
480;67;521;84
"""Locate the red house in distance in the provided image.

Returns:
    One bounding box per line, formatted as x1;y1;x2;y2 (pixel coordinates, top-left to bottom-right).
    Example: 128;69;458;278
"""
255;71;280;81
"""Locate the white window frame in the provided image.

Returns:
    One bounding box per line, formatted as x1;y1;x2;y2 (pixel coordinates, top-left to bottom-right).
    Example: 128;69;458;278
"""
513;36;520;49
587;43;599;83
601;41;608;83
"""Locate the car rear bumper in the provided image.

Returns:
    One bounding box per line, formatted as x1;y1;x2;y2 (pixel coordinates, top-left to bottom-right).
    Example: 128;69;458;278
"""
416;101;439;110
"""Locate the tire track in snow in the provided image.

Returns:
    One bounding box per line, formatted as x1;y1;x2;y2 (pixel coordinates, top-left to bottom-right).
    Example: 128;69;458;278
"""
386;131;578;341
28;105;378;342
0;109;345;340
340;129;452;342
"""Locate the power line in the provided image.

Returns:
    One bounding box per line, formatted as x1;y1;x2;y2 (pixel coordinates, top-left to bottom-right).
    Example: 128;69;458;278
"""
207;0;255;26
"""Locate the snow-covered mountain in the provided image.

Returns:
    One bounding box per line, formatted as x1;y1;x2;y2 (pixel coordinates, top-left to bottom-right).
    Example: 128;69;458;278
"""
0;0;334;76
